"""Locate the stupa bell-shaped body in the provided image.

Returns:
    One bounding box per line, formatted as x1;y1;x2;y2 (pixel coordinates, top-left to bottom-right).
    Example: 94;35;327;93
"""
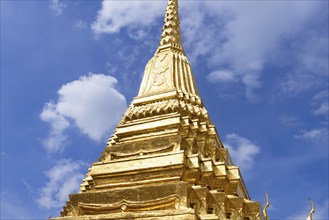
135;0;200;106
55;0;263;219
137;50;199;102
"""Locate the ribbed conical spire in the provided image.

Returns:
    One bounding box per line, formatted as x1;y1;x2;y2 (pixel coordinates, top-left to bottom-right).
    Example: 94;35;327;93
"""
134;0;201;105
159;0;182;47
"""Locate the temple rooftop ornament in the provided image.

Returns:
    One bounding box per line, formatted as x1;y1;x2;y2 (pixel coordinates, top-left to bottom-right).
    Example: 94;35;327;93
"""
54;0;264;219
159;0;183;47
308;198;315;220
263;193;270;220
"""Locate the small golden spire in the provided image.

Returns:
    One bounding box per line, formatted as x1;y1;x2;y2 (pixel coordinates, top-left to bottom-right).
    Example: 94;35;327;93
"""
159;0;182;47
308;198;315;220
263;192;270;220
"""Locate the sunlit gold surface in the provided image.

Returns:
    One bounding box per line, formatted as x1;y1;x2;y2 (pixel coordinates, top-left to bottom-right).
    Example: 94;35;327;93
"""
54;0;263;219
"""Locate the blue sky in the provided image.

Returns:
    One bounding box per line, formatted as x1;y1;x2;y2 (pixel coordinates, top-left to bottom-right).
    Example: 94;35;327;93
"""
1;0;328;219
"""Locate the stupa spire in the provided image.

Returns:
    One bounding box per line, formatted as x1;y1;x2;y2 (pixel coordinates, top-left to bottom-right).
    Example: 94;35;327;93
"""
134;0;201;105
159;0;182;48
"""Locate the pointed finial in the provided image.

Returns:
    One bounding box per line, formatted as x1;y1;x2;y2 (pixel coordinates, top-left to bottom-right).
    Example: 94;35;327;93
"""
263;192;270;220
307;198;315;220
159;0;182;48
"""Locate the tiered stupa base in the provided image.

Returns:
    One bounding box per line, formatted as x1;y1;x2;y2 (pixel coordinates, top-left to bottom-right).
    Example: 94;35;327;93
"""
55;103;262;219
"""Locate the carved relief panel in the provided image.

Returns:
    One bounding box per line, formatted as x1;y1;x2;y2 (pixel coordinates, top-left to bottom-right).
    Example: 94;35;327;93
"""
138;53;174;96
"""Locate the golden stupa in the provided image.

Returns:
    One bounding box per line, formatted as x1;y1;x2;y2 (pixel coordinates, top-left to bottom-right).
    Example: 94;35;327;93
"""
56;0;263;219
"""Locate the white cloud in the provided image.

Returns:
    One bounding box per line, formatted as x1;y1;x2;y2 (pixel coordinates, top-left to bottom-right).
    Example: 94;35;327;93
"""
312;90;329;117
36;159;88;209
207;70;237;83
49;0;66;16
74;20;87;29
182;1;324;100
224;133;260;172
41;73;127;153
279;71;319;97
295;128;328;144
279;115;303;127
55;74;126;140
313;90;328;101
91;1;166;34
313;102;329;116
92;1;326;101
22;179;34;194
40;102;70;153
278;26;328;97
128;29;147;41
